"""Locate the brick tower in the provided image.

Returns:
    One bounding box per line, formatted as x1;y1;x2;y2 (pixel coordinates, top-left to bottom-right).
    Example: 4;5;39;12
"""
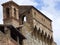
2;0;20;28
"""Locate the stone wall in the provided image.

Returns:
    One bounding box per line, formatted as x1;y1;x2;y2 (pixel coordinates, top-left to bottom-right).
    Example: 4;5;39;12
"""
32;8;52;30
0;31;17;45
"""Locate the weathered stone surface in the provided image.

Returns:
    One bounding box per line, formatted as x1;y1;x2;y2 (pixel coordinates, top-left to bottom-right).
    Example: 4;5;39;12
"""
0;0;56;45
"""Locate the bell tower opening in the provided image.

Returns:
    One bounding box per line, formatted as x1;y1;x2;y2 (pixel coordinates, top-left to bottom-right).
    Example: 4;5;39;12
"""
6;7;10;18
14;8;16;18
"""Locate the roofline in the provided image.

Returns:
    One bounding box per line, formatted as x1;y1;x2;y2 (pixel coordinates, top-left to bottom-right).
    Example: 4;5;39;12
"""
2;1;20;7
31;6;52;22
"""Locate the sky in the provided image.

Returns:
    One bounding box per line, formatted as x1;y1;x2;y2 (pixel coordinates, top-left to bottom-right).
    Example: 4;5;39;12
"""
0;0;60;45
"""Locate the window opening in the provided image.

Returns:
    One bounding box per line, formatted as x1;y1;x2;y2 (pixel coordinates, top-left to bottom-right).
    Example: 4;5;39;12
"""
22;16;26;24
6;8;10;18
14;8;16;18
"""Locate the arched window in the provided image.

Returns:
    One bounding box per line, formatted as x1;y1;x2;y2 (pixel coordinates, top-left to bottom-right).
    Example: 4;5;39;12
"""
6;8;10;18
14;8;16;18
22;15;26;24
24;16;26;22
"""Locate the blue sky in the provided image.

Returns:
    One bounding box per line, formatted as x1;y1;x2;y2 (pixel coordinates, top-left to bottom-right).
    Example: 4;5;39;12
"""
0;0;60;45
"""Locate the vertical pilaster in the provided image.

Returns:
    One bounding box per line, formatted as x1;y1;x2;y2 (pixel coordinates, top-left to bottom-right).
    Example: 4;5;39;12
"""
17;36;19;45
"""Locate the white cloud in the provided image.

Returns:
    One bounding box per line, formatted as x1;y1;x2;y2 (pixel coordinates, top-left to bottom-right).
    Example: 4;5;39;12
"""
13;0;38;6
0;8;3;24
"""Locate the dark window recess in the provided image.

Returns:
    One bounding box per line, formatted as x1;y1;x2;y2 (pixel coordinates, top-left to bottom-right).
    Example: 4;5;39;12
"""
22;15;26;24
14;8;16;17
6;8;10;18
1;29;5;33
0;26;5;33
28;11;30;13
19;38;23;45
11;30;17;41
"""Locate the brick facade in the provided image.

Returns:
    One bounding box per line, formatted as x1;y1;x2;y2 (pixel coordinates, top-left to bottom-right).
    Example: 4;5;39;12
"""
0;0;56;45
